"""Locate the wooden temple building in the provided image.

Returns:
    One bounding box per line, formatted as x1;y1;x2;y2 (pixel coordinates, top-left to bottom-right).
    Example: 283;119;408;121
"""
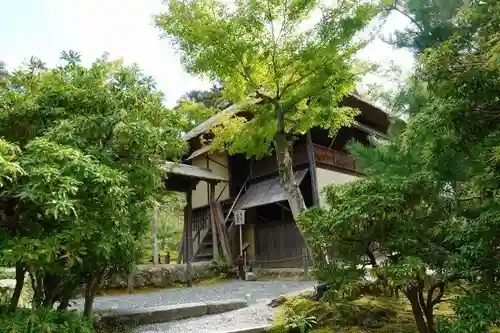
163;93;391;270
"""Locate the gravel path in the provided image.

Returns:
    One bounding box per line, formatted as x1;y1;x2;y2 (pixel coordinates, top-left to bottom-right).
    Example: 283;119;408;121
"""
74;280;315;312
134;301;275;333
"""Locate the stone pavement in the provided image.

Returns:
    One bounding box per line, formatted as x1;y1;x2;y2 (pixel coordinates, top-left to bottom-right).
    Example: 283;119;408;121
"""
74;280;314;312
132;281;316;333
134;301;275;333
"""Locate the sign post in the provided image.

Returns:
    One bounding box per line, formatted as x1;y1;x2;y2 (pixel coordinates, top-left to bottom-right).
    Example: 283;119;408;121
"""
234;210;245;256
234;210;246;280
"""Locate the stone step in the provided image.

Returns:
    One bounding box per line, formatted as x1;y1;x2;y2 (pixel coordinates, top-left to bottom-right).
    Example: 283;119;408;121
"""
213;325;270;333
98;299;248;327
195;255;213;262
133;301;274;333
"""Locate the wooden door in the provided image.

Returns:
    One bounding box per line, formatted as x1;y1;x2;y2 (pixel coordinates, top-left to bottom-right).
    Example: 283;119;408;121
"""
254;219;305;268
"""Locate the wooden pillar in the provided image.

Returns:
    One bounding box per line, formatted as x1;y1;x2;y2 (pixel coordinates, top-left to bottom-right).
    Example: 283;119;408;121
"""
177;234;184;264
306;131;320;206
184;190;193;287
209;181;219;259
303;131;317;279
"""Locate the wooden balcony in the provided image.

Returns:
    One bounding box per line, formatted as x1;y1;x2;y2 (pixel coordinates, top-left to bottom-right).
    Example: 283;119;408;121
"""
313;144;362;174
250;144;309;180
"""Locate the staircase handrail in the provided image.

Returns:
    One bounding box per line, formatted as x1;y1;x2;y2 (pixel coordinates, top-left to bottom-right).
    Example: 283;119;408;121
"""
224;174;251;224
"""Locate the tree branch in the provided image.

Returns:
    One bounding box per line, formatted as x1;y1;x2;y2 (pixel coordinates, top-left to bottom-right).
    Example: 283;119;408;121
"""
426;281;445;309
265;0;280;96
417;279;427;315
365;249;378;268
389;4;424;33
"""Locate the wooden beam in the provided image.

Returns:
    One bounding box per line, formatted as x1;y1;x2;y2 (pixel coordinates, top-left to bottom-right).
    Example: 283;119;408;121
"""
177;234;184;264
304;131;317;273
276;202;292;213
177;180;201;265
353;121;389;140
209;181;219;259
213;202;232;262
184;190;193;287
306;131;320;206
207;156;229;170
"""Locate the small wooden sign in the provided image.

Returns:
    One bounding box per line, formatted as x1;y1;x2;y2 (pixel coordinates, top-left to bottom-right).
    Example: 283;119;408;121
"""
234;209;245;226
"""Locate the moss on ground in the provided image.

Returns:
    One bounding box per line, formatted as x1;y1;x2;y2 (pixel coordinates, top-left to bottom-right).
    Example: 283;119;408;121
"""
268;293;457;333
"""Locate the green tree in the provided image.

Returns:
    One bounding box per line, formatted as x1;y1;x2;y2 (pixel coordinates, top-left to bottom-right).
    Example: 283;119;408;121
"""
155;0;382;233
300;139;451;333
181;85;226;109
367;0;466;118
301;1;500;332
140;193;185;263
0;51;185;316
176;85;227;132
387;0;466;54
0;61;8;77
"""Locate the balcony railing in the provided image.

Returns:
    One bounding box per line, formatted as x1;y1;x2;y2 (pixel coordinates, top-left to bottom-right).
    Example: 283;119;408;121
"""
313;144;361;173
250;144;309;180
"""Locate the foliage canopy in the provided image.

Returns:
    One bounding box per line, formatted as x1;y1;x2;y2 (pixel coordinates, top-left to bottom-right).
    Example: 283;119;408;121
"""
0;52;185;316
301;0;500;332
156;0;385;226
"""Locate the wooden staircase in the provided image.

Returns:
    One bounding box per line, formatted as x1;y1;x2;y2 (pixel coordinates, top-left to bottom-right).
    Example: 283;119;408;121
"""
194;228;215;262
177;200;234;263
179;176;250;264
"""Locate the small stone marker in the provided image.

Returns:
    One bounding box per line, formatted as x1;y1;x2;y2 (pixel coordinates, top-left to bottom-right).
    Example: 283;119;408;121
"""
245;271;258;281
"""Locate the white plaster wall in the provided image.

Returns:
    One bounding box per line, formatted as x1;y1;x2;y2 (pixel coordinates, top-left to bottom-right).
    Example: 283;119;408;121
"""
191;152;230;208
316;167;359;207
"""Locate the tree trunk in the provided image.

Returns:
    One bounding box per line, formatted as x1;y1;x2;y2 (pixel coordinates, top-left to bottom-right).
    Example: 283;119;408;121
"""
57;281;79;310
83;289;95;318
404;286;432;333
83;272;102;318
58;296;71;310
274;102;307;220
27;267;43;308
274;131;307;220
9;263;25;312
152;203;159;265
274;102;312;255
42;274;61;307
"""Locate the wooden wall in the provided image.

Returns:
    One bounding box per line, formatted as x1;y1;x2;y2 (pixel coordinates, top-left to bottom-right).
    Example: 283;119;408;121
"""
250;191;311;269
191;152;230;208
254;216;305;268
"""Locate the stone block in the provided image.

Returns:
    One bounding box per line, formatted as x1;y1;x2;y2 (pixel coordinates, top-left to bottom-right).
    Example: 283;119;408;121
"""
98;299;247;326
206;299;248;314
245;272;258;281
102;261;216;290
218;326;270;333
99;302;208;326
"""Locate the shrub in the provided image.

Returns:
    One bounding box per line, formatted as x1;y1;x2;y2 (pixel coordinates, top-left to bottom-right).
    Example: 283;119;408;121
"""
0;308;93;333
210;255;230;276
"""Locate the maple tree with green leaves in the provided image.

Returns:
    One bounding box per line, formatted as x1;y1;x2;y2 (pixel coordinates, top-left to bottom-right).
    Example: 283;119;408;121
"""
155;0;385;237
0;52;185;317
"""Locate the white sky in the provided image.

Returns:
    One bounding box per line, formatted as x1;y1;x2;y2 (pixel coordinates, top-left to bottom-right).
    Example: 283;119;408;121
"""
1;0;414;107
